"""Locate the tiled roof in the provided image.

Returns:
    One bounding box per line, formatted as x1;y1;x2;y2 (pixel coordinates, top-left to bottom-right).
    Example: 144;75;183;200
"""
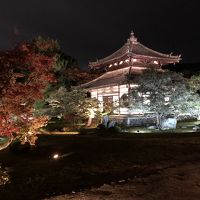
81;66;145;89
89;32;181;67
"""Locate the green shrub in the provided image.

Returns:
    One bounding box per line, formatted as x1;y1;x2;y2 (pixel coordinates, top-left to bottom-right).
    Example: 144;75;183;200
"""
96;124;122;135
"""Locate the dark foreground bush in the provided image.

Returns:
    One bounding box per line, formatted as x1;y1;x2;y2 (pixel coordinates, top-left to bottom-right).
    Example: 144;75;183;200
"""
96;124;122;135
9;140;31;153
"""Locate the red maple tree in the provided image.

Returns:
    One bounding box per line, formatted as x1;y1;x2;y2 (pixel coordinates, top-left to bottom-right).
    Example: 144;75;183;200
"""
0;40;56;147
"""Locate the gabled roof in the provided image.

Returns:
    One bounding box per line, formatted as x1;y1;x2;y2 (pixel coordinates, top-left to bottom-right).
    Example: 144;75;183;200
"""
89;31;181;68
81;66;145;89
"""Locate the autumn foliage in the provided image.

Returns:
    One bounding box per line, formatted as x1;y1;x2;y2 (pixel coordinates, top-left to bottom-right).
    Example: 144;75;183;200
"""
0;39;56;144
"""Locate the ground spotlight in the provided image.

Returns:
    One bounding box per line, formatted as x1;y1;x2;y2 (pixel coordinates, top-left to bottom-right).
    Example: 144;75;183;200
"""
53;153;59;159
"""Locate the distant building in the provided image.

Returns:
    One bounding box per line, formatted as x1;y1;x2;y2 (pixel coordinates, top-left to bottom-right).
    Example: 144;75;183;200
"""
82;32;181;122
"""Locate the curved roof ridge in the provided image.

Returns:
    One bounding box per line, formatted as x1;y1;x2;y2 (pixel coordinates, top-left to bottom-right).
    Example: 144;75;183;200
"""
137;42;180;59
89;33;181;67
89;43;128;66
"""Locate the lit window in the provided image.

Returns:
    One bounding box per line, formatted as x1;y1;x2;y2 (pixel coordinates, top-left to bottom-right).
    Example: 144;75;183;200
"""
105;87;111;92
112;86;118;91
153;61;159;64
119;61;123;65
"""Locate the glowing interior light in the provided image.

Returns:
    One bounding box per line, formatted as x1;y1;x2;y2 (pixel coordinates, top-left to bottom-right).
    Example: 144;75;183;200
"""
53;154;59;159
132;58;137;62
114;63;118;66
113;86;118;91
125;59;130;63
119;61;123;65
109;64;112;68
105;87;111;92
153;61;159;64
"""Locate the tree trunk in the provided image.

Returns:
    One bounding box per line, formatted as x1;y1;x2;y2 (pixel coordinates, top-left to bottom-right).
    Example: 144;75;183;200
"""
156;113;162;129
86;117;93;127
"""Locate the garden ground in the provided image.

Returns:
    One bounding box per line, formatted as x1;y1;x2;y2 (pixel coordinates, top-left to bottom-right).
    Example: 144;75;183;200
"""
1;132;200;200
48;161;200;200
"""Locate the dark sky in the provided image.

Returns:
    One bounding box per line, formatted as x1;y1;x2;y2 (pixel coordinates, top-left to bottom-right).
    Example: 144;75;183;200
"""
0;0;200;68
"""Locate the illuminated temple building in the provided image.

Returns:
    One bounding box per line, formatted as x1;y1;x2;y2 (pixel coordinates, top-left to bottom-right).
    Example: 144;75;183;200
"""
82;32;181;120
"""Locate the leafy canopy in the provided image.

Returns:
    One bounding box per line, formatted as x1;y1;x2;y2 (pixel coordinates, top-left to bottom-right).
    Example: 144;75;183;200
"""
127;69;200;117
0;38;56;147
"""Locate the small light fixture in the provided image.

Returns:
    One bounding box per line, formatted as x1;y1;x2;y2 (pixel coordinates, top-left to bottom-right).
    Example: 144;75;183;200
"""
114;62;118;66
119;61;123;65
109;64;112;68
153;61;159;64
53;154;59;159
125;59;129;63
132;58;137;62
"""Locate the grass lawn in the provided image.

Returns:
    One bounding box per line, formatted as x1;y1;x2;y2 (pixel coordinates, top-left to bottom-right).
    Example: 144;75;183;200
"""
1;132;200;200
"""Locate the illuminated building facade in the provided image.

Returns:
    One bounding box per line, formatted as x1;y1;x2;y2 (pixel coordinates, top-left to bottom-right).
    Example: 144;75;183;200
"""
82;32;181;117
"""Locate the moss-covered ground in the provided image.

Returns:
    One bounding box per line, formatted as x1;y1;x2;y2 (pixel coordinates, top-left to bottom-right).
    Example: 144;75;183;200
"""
1;132;200;200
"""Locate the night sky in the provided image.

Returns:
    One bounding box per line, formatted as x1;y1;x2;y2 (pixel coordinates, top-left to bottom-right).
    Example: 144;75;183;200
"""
1;0;200;68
